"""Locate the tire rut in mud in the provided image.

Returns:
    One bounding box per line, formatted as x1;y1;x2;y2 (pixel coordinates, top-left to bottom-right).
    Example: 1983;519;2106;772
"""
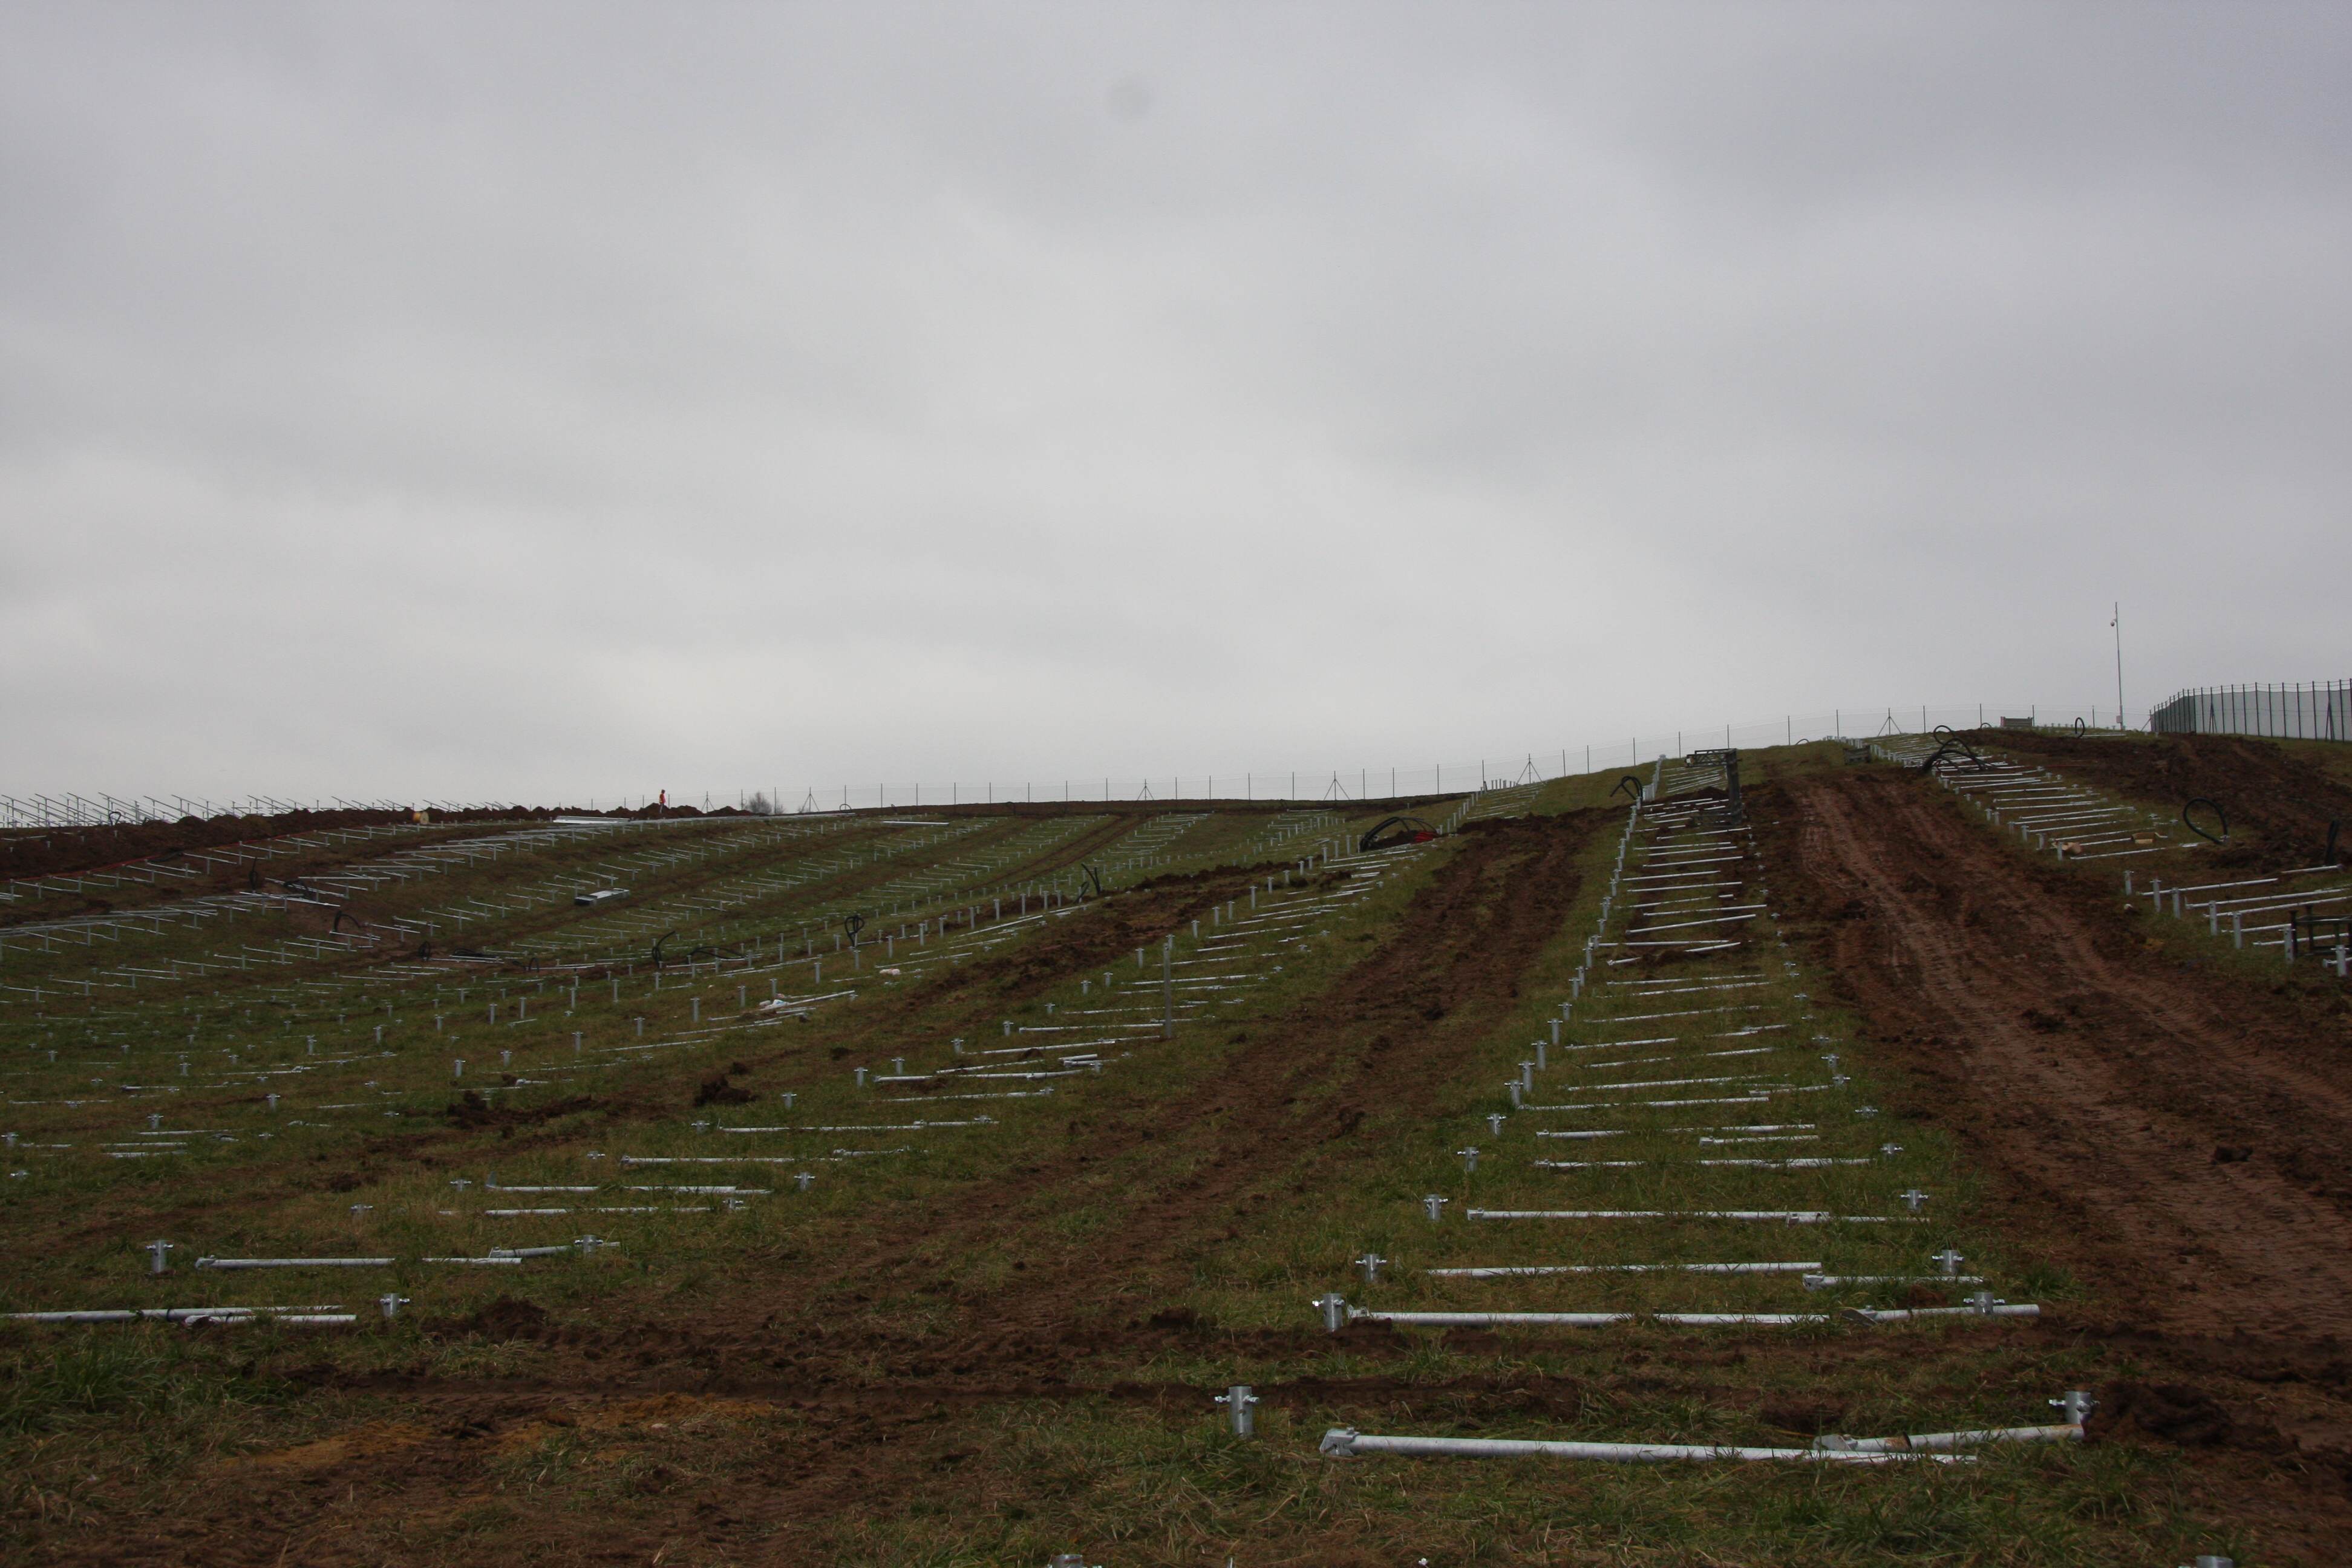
1765;769;2352;1336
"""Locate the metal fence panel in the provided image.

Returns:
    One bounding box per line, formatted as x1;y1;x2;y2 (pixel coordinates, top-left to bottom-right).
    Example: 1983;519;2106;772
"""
2148;679;2352;742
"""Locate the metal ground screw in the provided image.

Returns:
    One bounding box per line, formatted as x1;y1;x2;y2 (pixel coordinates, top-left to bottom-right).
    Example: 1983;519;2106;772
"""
1933;1249;1964;1277
148;1112;163;1129
1901;1189;1930;1212
1422;1194;1449;1222
779;1093;795;1108
1215;1384;1261;1438
452;1059;465;1079
1966;1290;2000;1314
1355;1252;1387;1284
266;1093;279;1111
379;1294;410;1321
147;1240;173;1275
1878;1142;1904;1158
1486;1112;1506;1135
1316;1292;1350;1332
854;1067;869;1086
1457;1147;1480;1174
2051;1390;2095;1425
795;1172;815;1192
1506;1081;1524;1109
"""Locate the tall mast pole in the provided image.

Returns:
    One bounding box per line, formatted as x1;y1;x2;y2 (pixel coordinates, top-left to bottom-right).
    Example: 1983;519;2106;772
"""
2112;602;2125;729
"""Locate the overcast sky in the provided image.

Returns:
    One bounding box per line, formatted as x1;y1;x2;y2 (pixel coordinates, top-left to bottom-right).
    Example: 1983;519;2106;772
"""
4;4;2346;805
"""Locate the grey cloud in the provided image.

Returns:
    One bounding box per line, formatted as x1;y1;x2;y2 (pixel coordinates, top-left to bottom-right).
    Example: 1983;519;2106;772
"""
2;4;2345;800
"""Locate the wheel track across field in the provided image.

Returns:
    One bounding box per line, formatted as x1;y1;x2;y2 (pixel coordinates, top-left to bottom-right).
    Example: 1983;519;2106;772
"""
1768;768;2352;1337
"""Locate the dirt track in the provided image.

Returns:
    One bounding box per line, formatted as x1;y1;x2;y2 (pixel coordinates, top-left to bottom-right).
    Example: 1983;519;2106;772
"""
1769;768;2352;1337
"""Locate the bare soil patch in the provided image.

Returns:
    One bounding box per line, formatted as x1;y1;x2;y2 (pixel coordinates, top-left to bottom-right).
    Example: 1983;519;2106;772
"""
1763;768;2352;1540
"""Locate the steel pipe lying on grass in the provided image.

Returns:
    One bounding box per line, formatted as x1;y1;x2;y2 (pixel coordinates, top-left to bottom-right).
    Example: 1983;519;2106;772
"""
1345;1308;1836;1328
1466;1208;1918;1225
1321;1298;2040;1330
197;1256;393;1269
1318;1429;1960;1465
491;1240;604;1258
1535;1123;1815;1141
1820;1422;2079;1452
1850;1299;2039;1322
8;1304;348;1324
1426;1261;1819;1278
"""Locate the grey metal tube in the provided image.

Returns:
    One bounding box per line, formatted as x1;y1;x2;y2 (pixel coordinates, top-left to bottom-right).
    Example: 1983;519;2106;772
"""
1347;1307;1844;1328
196;1257;394;1270
8;1304;346;1323
1851;1303;2039;1322
1828;1423;2080;1454
1467;1208;1913;1225
1428;1261;1818;1278
1354;1308;1631;1327
1319;1429;1955;1465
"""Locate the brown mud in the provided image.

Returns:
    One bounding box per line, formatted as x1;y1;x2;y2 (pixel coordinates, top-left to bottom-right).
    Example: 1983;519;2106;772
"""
1763;768;2352;1547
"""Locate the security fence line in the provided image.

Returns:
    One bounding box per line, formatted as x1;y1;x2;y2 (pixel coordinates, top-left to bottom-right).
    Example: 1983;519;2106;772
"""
2148;679;2351;742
